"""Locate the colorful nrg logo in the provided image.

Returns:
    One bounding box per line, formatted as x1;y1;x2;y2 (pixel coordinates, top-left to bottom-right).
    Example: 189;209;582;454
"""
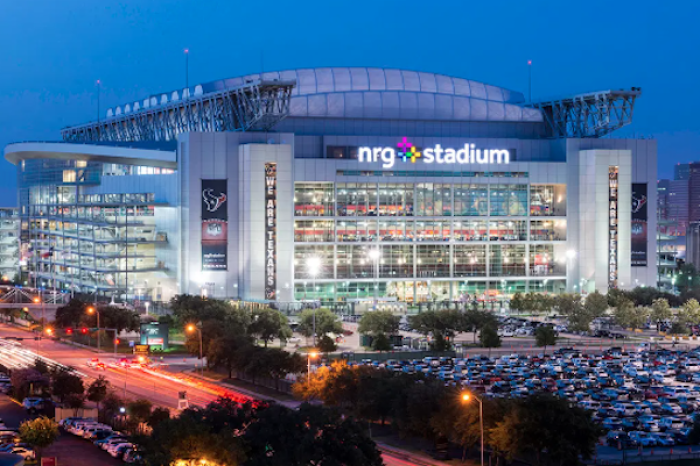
397;137;421;163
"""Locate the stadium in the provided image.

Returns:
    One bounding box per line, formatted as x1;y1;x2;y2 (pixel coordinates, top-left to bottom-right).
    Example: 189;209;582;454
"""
3;67;657;305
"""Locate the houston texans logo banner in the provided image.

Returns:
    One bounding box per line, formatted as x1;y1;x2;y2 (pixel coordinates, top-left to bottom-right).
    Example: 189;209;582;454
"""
201;179;228;271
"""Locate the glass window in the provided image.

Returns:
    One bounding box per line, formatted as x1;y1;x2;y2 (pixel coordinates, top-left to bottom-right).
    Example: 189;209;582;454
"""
378;219;413;242
454;184;488;216
453;220;487;241
529;244;565;277
454;245;486;277
489;184;528;216
336;183;377;216
336;245;380;279
489;244;526;276
293;245;334;279
336;220;376;242
488;220;527;241
62;170;76;183
294;183;334;217
326;146;359;159
415;220;450;242
415;184;452;216
417;245;450;278
378;183;414;216
294;220;334;242
378;245;413;278
530;185;566;216
530;220;567;241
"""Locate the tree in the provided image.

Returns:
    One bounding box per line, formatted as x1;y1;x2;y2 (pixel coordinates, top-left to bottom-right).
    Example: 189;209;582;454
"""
463;308;498;344
489;394;602;466
584;291;608;319
244;403;383;466
535;326;557;356
317;334;337;354
97;305;140;333
128;398;153;434
678;299;700;327
358;310;400;336
87;376;109;412
51;370;84;403
207;334;251;378
148;407;171;430
11;368;49;401
408;309;462;350
613;299;648;330
509;292;525;313
298;308;343;340
19;416;59;463
479;324;501;355
54;298;90;328
249;308;292;347
371;333;392;352
651;298;672;330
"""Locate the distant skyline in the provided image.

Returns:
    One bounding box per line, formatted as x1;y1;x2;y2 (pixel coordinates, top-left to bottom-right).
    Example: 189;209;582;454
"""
1;0;698;205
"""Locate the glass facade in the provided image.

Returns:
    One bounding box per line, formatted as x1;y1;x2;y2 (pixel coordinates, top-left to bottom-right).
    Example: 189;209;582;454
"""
18;158;173;301
293;180;567;301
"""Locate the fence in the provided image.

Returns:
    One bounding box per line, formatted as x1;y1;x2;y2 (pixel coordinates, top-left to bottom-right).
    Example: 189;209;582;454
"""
232;372;295;395
330;350;457;362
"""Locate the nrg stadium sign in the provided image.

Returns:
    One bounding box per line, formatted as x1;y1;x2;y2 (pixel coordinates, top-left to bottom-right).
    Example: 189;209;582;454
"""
359;137;511;169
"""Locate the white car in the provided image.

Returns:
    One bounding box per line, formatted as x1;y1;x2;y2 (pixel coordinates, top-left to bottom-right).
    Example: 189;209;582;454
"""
8;446;35;460
107;442;133;458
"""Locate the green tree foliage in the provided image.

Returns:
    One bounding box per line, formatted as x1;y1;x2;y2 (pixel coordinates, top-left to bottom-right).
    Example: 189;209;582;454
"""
245;403;383;466
371;333;392;352
54;298;90;328
51;370;84;403
535;326;557;355
557;293;592;333
19;416;59;462
608;286;682;307
510;292;555;315
96;305;140;333
613;299;649;330
463;308;498;343
297;308;343;339
489;394;602;465
207;334;251;378
148;407;171;429
128;398;153;434
317;334;337;353
479;324;501;354
584;291;609;319
358;310;400;336
678;298;700;326
87;376;109;411
408;308;465;350
650;298;672;328
669;321;690;336
249;308;292;347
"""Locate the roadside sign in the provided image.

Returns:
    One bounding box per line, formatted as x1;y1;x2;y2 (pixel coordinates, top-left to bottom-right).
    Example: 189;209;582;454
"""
41;458;58;466
133;344;150;355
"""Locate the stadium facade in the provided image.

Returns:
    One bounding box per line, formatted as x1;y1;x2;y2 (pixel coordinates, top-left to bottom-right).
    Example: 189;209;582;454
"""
3;67;657;304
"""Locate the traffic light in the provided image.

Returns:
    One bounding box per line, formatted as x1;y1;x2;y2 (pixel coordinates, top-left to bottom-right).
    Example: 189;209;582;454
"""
81;327;88;335
65;328;73;335
114;338;120;345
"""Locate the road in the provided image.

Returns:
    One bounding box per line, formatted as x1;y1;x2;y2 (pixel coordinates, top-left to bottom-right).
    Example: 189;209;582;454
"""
0;324;250;409
0;324;436;465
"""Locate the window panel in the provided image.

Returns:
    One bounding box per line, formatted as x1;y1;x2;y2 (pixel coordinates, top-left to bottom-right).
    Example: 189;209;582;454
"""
454;245;486;277
336;220;377;242
336;183;377;216
530;184;566;216
489;184;528;216
415;220;450;242
530;220;566;241
454;184;488;216
293;245;334;279
378;183;414;216
378;219;413;242
453;220;487;241
416;245;450;278
489;244;526;276
294;220;334;242
294;183;334;217
488;220;527;241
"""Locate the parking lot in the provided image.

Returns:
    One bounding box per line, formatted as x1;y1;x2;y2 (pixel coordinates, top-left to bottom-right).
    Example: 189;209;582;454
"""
331;339;700;449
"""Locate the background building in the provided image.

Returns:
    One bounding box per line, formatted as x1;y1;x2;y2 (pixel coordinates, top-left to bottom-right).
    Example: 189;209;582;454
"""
0;208;19;281
4;67;656;304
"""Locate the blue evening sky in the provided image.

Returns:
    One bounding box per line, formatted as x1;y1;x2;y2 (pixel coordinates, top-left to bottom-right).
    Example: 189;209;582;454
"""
0;0;698;206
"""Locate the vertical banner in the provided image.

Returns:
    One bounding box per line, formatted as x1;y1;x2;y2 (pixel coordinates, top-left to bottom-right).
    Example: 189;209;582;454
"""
609;167;619;288
264;163;277;300
201;179;228;270
631;183;648;267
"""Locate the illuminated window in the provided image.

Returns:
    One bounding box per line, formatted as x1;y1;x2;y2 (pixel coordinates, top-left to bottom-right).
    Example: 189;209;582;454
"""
62;170;76;183
76;161;87;168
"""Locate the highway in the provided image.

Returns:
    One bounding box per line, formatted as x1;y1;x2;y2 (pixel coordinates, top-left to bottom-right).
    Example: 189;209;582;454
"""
0;324;251;409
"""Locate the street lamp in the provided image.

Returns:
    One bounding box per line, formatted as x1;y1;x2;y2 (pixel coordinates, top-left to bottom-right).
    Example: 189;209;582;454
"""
462;392;484;466
87;306;99;351
187;323;204;376
307;351;318;383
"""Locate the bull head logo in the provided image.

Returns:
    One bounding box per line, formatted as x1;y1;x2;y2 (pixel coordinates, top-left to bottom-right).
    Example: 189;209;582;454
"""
203;188;227;213
632;194;647;214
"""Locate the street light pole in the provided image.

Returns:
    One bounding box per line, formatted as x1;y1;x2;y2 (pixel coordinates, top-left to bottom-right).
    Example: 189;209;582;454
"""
187;324;204;376
462;392;484;466
87;306;100;352
307;351;318;383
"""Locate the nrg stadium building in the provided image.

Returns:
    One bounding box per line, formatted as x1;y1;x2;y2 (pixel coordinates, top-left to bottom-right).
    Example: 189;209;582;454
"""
3;67;656;305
